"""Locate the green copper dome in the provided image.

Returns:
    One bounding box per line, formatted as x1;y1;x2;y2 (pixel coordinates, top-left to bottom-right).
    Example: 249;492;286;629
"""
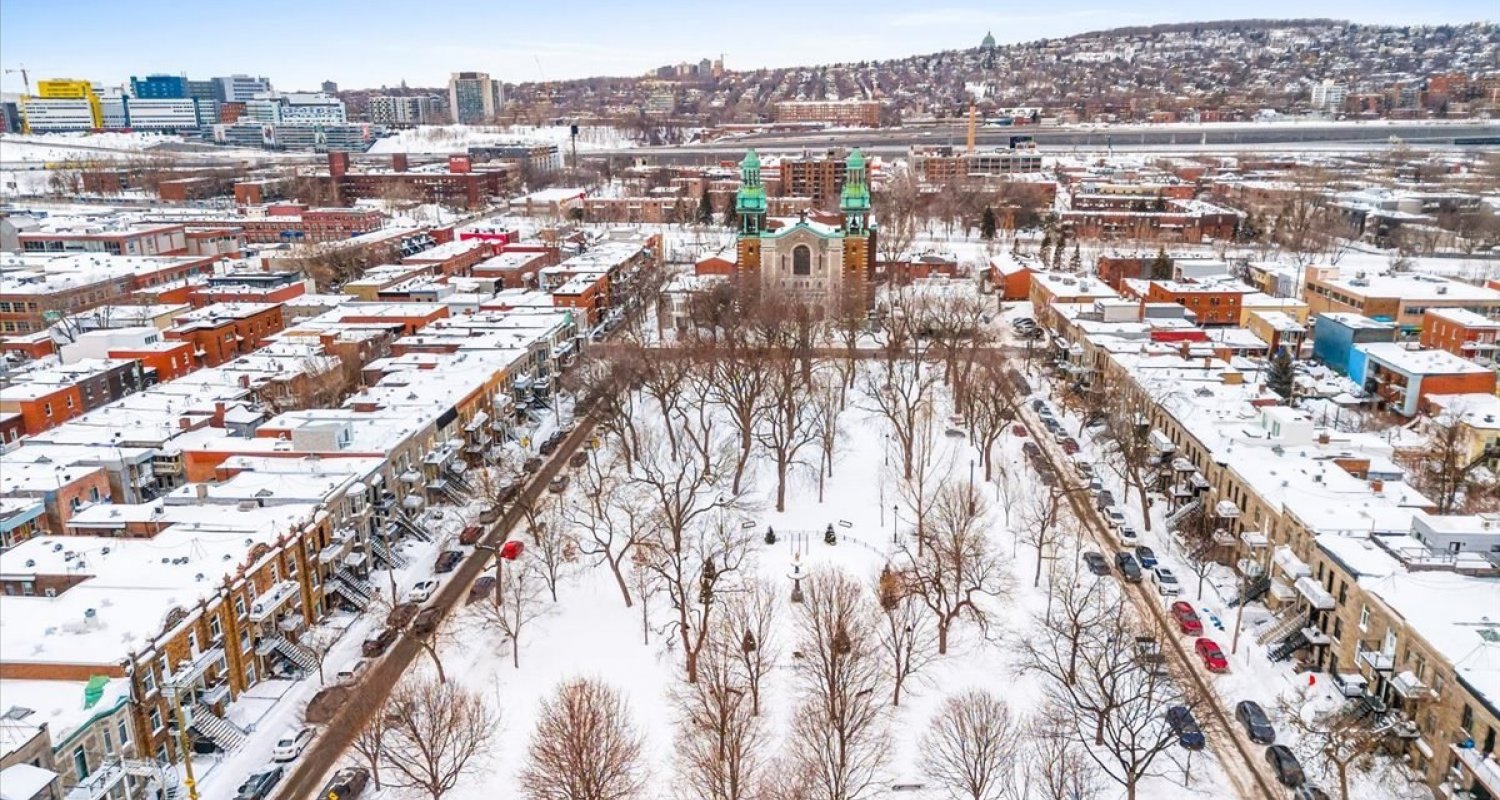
982;31;996;48
845;147;865;171
740;149;761;170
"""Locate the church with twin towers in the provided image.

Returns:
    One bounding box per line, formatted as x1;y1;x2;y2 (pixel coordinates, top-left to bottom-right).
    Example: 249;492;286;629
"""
732;148;877;315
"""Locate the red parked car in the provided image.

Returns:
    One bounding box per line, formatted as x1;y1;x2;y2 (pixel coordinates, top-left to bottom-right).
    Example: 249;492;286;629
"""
1012;424;1029;437
1195;638;1229;672
1171;601;1203;635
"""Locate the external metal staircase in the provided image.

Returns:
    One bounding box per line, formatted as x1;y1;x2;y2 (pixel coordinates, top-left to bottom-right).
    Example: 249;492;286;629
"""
189;701;245;750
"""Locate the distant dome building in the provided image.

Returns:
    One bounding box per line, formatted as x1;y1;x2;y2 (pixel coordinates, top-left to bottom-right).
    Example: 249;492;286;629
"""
981;31;997;49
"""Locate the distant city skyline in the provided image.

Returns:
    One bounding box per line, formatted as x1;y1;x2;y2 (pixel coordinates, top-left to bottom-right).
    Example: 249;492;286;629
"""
1;0;1495;95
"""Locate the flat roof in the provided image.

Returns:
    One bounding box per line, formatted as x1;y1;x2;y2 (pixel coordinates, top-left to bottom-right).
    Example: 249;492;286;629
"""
1356;342;1493;376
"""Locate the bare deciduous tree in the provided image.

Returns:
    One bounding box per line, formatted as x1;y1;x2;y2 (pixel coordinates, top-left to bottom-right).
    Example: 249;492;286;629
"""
1022;591;1190;800
522;678;647;800
756;350;821;512
380;677;498;800
632;428;750;683
1277;684;1409;800
706;338;771;494
474;559;547;668
1022;703;1105;800
567;450;651;606
673;637;768;800
901;484;1010;654
1400;403;1496;514
874;566;938;707
920;690;1021;800
789;571;890;800
722;577;778;717
863;360;939;481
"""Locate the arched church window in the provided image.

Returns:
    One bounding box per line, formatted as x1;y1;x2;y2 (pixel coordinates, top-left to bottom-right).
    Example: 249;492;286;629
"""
793;245;811;276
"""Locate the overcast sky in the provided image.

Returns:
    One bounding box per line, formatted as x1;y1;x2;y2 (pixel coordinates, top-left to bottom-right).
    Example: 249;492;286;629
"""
1;0;1494;94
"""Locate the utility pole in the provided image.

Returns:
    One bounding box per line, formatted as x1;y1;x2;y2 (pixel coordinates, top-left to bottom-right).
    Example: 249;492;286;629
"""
164;685;200;800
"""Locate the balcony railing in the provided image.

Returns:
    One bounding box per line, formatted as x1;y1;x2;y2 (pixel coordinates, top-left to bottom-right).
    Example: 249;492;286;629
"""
165;645;225;689
248;581;298;622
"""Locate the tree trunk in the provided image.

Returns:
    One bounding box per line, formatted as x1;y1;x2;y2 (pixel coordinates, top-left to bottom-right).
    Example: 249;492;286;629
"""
776;458;788;512
1034;545;1045;587
732;429;751;494
937;621;949;655
609;558;633;607
1135;479;1153;532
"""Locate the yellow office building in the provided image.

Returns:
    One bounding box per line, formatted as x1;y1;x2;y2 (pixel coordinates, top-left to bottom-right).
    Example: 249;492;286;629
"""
22;78;103;131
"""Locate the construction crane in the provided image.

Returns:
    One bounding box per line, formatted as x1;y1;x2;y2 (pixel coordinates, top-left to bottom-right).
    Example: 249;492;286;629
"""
4;64;30;94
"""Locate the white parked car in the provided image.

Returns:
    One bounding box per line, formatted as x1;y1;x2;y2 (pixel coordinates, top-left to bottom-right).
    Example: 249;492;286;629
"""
1105;507;1127;528
270;727;315;762
408;579;440;603
1152;566;1182;596
1117;525;1139;545
335;659;369;686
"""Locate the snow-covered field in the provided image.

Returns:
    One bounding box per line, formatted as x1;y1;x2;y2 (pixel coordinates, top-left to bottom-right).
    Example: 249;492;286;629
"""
368;124;635;155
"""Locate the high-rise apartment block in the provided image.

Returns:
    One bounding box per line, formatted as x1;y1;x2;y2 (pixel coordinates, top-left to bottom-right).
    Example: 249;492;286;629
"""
448;72;502;124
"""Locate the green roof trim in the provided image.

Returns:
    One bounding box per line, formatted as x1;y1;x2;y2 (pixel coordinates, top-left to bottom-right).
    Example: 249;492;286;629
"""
83;675;109;709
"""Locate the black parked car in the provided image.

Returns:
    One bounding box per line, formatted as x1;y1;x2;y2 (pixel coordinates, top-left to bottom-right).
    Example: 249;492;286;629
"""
1265;745;1305;787
539;431;565;455
1293;788;1331;800
1082;552;1112;576
1165;706;1206;750
1235;700;1276;744
1115;552;1143;583
1095;490;1116;510
1022;441;1041;458
434;550;464;574
318;766;370;799
235;767;284;800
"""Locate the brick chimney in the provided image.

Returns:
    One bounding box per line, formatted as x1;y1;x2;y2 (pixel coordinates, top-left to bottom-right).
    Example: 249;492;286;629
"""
212;402;227;428
328;152;350;178
392;153;409;173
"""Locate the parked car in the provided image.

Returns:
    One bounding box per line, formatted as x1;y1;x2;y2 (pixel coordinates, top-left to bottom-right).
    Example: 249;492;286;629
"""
1115;552;1142;582
1165;706;1206;750
1087;477;1104;495
1117;525;1138;545
408;579;439;603
1012;424;1029;437
1235;700;1276;744
549;475;570;493
1060;437;1080;455
1293;787;1331;800
270;727;315;762
1170;601;1203;635
412;607;442;637
1195;638;1229;672
318;767;371;800
467;575;497;605
1072;458;1093;477
1095;490;1116;510
1051;427;1070;443
434;550;464;574
569;451;588;468
1265;745;1305;787
1082;552;1112;576
1030;398;1048;412
361;627;397;658
539;431;565;455
459;525;484;546
386;602;418;629
335;659;370;686
1105;507;1127;528
1152;566;1182;596
1022;442;1041;458
235;767;284;800
1135;545;1159;569
523;456;543;473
